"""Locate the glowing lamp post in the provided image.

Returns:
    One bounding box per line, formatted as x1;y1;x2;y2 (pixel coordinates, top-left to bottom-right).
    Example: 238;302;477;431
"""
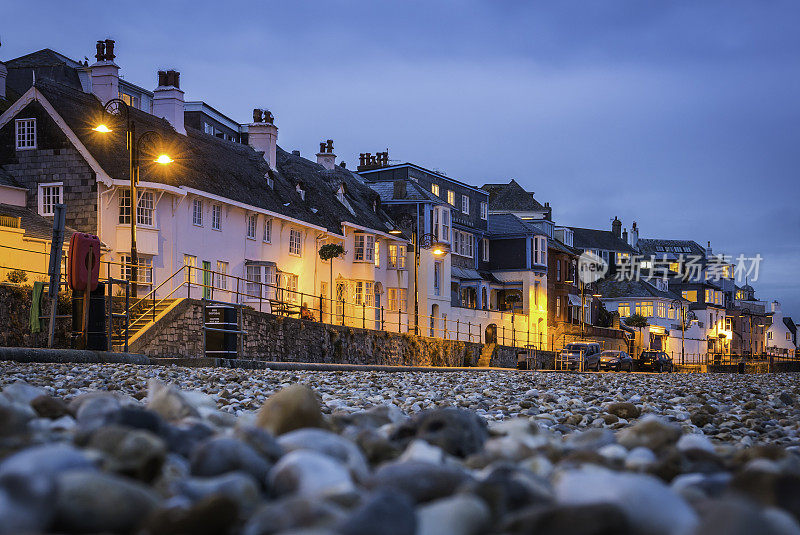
94;99;172;297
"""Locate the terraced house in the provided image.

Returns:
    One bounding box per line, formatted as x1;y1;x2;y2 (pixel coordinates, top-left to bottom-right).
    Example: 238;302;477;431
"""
0;40;409;341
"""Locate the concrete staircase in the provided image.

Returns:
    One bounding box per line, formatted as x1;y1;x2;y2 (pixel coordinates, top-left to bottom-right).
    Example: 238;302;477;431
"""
111;298;181;351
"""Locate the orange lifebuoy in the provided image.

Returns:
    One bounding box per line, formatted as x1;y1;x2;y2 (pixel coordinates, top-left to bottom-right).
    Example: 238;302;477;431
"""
68;233;101;292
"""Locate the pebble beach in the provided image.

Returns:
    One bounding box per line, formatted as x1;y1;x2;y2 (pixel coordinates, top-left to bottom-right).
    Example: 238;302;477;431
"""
1;362;799;534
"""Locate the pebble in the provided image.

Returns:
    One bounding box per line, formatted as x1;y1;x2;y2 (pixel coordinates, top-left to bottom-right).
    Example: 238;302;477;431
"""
416;494;491;535
256;384;324;435
54;470;159;533
0;362;798;534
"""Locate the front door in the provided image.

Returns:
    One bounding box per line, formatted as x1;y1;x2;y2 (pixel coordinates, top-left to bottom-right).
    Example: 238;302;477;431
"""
202;261;211;299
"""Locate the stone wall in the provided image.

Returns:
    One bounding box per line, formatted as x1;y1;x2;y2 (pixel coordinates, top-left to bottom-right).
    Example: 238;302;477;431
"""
132;299;522;368
0;283;72;348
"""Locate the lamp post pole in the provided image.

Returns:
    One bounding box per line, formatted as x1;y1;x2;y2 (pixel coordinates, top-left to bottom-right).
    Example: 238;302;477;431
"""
413;228;419;336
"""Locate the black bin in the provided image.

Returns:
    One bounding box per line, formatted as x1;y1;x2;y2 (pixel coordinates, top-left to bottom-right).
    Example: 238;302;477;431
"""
205;305;237;356
71;282;107;350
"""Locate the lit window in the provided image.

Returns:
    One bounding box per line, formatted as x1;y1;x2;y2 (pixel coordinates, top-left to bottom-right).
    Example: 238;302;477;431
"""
388;244;406;269
682;290;697;302
38;183;63;216
211;204;222;230
277;273;299;303
246;214;257;239
263;218;272;242
657;302;667;318
215;261;228;290
374;240;380;268
480;201;488;220
183;254;197;283
289;228;302;255
431;183;440;196
618;303;631;317
461;194;470;215
121;255;153;284
15;119;36;150
635;301;653;317
447;190;455;205
192;199;203;226
556;296;561;318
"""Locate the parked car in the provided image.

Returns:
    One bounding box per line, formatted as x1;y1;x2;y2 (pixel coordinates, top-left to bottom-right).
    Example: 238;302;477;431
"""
636;350;674;372
599;350;634;372
560;342;602;371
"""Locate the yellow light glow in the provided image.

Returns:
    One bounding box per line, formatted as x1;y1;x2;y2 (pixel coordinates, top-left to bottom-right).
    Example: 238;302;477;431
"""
93;124;112;133
388;229;402;235
432;248;445;256
154;154;174;164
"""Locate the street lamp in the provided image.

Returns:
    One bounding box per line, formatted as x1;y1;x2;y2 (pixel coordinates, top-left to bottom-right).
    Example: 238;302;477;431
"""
94;99;172;297
670;299;687;365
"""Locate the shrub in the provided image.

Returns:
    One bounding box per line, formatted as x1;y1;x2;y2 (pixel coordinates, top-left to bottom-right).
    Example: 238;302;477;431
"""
6;269;28;284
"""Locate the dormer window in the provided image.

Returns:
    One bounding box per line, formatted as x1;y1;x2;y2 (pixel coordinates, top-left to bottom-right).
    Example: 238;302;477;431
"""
337;185;345;204
265;173;273;189
296;183;305;201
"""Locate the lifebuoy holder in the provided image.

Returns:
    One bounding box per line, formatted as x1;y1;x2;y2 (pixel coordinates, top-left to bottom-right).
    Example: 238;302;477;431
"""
68;233;101;292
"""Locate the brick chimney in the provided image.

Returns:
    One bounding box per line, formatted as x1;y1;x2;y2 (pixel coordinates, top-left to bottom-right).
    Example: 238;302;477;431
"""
248;108;278;169
612;216;621;238
152;70;185;135
90;39;119;105
316;139;336;170
629;221;639;250
706;241;713;258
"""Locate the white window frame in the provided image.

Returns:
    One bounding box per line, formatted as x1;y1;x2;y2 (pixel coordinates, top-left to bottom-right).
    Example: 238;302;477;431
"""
211;204;222;231
461;194;470;215
388;244;407;270
263;218;272;243
433;261;442;296
374;239;380;268
192;199;203;226
354;233;375;262
215;261;228;290
37;182;63;216
480;201;488;220
431;183;440;196
121;254;153;284
137;190;155;227
246;214;257;240
482;238;489;262
245;264;262;298
453;230;474;258
289;228;302;256
15;118;36;150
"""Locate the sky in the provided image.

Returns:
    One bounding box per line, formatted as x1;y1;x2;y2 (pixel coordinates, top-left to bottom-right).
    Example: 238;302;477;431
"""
3;0;799;319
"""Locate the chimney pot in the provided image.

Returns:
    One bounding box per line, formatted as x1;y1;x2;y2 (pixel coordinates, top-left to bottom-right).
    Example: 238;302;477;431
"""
292;150;300;156
158;70;167;86
253;108;262;123
247;110;278;169
104;39;115;61
95;41;105;62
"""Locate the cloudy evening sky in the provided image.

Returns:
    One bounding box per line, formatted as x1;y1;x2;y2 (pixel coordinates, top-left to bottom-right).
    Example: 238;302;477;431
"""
4;0;799;318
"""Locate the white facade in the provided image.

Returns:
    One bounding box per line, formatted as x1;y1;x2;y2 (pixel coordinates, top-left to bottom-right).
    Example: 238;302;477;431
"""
766;301;796;355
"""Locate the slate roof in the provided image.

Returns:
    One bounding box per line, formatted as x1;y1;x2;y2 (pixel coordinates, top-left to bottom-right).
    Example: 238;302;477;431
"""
0;165;23;188
548;237;581;257
487;214;547;238
637;238;706;258
481;180;548;212
783;317;797;339
367;179;443;204
0;203;76;241
569;227;637;254
5;49;86;95
596;278;682;301
32;80;395;236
